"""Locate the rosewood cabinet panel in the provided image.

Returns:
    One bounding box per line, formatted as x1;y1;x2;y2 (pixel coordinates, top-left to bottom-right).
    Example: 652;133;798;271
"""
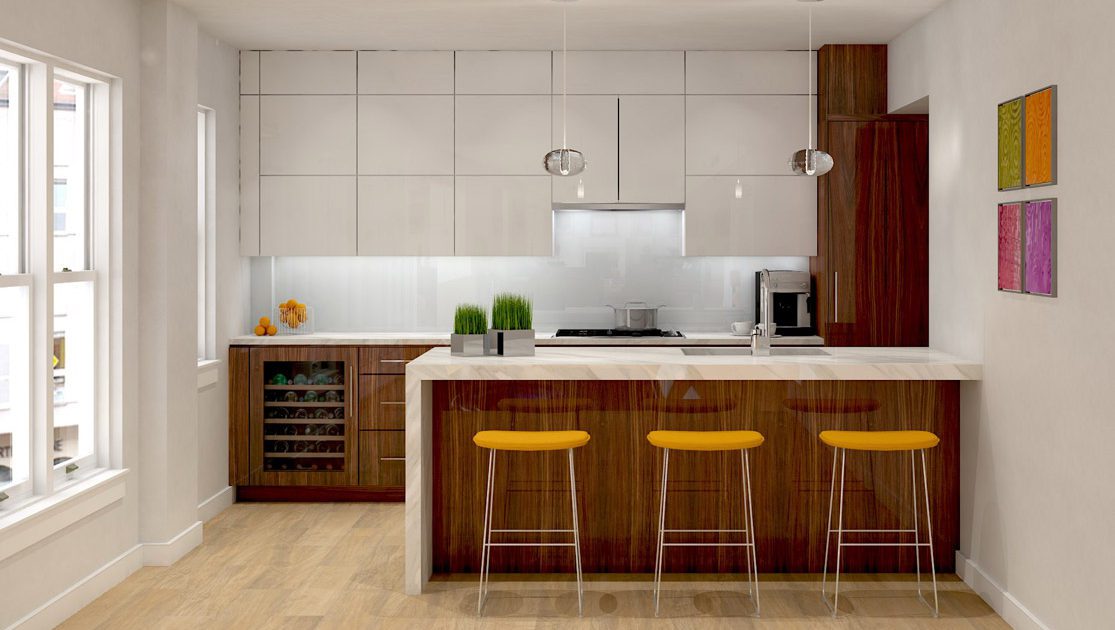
431;380;958;575
359;430;406;487
359;375;405;430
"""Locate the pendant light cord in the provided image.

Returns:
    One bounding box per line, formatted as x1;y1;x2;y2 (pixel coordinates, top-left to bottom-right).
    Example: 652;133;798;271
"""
562;5;568;151
807;6;813;151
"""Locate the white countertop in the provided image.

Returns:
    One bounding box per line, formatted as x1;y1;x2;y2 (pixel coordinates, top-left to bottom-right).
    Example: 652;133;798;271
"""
229;331;824;347
405;346;982;381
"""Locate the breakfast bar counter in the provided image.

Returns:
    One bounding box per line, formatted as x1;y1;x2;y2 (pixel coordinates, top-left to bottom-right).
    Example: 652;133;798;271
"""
404;347;981;594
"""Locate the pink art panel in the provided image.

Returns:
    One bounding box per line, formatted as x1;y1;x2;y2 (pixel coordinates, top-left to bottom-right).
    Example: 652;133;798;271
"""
997;202;1023;292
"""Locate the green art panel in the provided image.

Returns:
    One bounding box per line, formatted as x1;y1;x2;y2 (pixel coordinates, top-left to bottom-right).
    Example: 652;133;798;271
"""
998;97;1023;190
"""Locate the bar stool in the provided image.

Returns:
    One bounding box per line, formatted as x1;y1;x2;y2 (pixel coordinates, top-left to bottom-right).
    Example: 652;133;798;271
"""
646;430;764;617
473;429;591;616
819;430;940;618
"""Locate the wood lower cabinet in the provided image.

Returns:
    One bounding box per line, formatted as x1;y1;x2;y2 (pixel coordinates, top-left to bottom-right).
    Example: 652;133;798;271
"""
231;344;434;501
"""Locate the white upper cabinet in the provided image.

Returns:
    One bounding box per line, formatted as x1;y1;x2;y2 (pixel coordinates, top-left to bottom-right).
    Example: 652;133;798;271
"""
685;51;815;94
240;51;260;94
553;51;684;94
686;95;811;175
260;95;357;175
358;96;453;175
456;95;550;175
455;51;552;94
240;96;260;255
684;176;816;257
259;51;356;94
552;96;619;204
619;96;685;203
358;176;454;255
358;51;453;94
260;176;358;256
455;176;553;256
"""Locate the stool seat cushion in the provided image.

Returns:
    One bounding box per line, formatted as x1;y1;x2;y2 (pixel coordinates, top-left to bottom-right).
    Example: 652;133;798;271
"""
646;430;764;451
820;430;940;451
473;430;590;451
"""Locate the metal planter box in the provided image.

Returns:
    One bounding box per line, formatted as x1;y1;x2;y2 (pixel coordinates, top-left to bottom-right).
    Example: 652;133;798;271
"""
486;329;535;356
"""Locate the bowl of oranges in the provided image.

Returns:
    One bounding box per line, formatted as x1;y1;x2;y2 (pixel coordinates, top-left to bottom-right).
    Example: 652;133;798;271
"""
276;299;313;335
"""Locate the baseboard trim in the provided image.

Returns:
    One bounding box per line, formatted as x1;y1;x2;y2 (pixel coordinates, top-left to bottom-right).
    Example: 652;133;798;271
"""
956;550;1050;630
142;520;203;566
7;544;143;630
197;486;234;522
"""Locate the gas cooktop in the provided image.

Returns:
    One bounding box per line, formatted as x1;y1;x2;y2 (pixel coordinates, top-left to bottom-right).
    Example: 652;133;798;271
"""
554;329;685;338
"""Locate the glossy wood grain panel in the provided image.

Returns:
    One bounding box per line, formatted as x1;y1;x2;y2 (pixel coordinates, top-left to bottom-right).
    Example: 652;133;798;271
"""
817;45;887;119
359;375;406;430
432;380;958;575
359;430;406;488
359;345;434;374
228;347;252;486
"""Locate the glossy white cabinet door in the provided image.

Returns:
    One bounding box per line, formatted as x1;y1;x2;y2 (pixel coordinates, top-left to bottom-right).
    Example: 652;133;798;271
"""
358;176;454;255
619;96;685;203
684;176;816;257
260;95;356;175
456;96;550;175
455;51;552;94
552;96;618;204
240;96;260;255
260;176;357;256
685;51;815;95
259;51;356;94
240;51;259;94
358;51;453;94
553;51;684;94
455;176;552;256
686;95;811;175
358;96;453;175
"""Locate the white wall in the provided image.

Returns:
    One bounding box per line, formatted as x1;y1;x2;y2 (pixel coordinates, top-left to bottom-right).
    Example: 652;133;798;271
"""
195;28;244;516
252;210;809;333
890;2;1115;628
0;0;142;627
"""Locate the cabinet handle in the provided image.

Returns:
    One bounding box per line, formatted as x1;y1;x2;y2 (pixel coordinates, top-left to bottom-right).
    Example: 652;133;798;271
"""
380;401;405;406
834;271;839;323
380;457;406;462
380;359;409;364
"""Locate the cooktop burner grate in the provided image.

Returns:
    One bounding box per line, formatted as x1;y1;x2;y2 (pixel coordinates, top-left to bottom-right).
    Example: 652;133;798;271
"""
554;329;685;338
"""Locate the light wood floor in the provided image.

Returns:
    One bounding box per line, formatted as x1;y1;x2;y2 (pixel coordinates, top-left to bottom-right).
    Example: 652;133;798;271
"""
60;503;1008;629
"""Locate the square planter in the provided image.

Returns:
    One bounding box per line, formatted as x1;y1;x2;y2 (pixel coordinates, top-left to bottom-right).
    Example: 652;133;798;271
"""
486;329;535;356
450;333;487;357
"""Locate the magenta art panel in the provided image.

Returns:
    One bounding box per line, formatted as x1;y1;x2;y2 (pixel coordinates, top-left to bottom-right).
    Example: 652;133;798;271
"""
1024;198;1056;297
997;202;1023;292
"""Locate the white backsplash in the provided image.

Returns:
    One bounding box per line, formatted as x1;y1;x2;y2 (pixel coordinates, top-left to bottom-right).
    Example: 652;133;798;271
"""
250;210;809;333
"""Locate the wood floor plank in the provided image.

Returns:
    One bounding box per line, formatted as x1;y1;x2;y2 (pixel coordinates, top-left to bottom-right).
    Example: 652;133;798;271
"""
58;503;1008;629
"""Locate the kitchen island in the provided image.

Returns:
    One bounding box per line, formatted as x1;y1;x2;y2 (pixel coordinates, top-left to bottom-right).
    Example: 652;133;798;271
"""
404;347;980;594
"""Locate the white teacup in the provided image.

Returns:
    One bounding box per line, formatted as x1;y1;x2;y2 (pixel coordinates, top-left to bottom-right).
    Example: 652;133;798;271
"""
730;321;755;335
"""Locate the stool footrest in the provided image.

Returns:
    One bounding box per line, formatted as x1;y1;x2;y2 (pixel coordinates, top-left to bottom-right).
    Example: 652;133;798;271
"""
663;542;755;547
828;528;917;534
491;529;574;533
486;542;577;548
663;528;748;533
836;542;932;548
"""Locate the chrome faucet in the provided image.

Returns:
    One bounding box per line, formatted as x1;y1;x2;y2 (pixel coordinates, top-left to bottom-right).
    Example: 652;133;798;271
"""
751;324;771;356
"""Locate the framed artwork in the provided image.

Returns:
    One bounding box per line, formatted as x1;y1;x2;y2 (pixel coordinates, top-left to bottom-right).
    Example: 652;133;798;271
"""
1023;198;1056;296
1023;85;1057;187
997;202;1023;292
997;97;1023;190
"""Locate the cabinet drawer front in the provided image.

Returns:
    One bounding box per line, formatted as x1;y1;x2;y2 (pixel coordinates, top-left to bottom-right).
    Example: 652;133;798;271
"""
359;346;432;374
360;375;405;430
359;430;405;488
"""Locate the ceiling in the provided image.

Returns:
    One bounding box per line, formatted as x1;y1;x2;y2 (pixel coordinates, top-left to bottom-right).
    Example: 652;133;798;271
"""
176;0;946;51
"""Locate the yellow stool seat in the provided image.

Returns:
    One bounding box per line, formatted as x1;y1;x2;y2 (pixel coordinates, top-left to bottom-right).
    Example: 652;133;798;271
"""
647;430;764;451
473;430;590;451
819;430;939;451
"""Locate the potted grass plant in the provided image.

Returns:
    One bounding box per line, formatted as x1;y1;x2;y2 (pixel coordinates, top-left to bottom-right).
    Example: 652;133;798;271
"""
487;293;535;356
451;304;488;357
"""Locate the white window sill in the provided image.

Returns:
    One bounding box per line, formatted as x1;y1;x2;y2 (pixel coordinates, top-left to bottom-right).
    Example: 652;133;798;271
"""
197;359;221;391
0;468;129;563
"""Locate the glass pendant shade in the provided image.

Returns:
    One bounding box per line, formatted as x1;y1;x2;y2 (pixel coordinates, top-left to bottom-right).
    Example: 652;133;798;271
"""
790;148;834;176
544;148;586;176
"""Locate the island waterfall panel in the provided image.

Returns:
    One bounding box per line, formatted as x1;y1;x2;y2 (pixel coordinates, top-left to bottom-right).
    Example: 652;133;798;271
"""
432;380;958;574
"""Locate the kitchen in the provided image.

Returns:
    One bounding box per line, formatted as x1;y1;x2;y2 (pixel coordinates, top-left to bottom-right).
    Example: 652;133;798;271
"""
0;1;1108;629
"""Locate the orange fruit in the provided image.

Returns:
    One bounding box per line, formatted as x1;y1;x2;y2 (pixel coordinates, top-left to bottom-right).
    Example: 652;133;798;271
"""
254;325;266;336
266;325;277;336
259;316;271;327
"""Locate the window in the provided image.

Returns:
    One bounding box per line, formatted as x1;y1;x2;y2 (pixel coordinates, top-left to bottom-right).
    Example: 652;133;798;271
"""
0;62;21;275
197;106;214;361
53;78;88;272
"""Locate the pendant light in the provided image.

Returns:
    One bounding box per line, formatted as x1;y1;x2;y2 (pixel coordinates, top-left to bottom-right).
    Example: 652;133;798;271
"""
789;1;834;176
544;0;586;176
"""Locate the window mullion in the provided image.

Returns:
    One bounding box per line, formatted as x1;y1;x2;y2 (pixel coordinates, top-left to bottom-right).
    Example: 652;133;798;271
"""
26;61;54;496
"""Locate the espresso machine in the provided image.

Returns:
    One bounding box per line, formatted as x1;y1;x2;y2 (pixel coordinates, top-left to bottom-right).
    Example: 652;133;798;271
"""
755;269;814;336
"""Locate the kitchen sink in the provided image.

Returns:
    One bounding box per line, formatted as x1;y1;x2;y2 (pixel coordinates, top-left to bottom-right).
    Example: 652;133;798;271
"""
681;347;830;356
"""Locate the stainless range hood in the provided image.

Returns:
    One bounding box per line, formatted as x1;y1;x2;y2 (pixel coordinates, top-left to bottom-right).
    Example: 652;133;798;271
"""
552;202;685;211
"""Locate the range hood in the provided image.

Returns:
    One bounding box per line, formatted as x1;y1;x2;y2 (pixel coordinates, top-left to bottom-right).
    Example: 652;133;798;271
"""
552;202;685;211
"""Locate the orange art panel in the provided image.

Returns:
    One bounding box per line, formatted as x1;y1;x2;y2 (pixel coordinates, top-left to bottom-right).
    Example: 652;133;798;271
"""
1024;87;1055;186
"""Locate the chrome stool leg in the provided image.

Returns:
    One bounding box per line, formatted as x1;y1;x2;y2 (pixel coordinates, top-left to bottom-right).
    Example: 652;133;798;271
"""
920;449;940;617
567;448;584;617
653;447;670;617
477;449;496;615
821;446;838;609
824;448;847;618
911;451;922;600
743;448;760;615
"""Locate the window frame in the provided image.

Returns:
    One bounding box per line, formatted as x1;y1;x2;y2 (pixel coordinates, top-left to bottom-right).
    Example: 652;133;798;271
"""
197;105;216;362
